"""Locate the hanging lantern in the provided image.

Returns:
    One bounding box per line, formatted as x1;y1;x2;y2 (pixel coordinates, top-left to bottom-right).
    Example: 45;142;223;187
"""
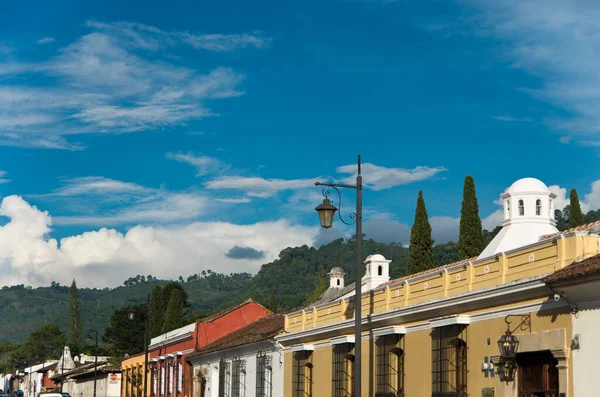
498;330;520;359
315;198;337;229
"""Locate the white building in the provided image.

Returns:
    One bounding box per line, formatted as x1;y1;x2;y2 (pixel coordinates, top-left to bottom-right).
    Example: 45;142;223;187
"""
543;249;600;397
52;361;121;397
187;314;284;397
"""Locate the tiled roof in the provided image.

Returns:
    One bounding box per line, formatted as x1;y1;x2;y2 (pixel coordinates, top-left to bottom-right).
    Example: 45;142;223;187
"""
187;314;284;358
312;282;356;306
51;360;113;380
540;220;600;241
200;299;267;323
543;253;600;283
380;257;476;288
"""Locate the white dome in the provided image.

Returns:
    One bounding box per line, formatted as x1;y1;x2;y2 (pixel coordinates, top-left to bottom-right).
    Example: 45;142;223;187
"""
506;177;549;194
329;267;345;276
365;254;387;261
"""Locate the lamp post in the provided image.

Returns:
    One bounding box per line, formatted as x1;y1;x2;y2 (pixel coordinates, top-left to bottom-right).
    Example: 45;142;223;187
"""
315;154;362;397
86;330;99;397
128;294;151;397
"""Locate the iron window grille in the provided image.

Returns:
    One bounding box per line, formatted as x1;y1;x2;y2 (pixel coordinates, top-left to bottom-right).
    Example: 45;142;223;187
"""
431;324;468;397
292;351;313;397
219;360;231;397
256;352;273;397
231;356;246;397
376;334;405;397
332;343;355;397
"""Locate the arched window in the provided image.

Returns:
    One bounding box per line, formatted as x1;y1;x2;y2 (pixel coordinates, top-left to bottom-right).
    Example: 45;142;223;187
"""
518;200;525;216
536;199;542;216
378;266;383;276
376;334;404;396
337;279;340;286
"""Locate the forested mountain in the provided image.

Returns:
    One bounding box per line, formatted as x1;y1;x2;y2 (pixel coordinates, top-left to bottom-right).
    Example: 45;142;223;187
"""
2;203;598;345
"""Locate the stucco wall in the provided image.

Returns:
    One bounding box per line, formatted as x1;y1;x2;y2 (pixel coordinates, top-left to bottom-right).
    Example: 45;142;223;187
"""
189;341;282;397
573;302;600;397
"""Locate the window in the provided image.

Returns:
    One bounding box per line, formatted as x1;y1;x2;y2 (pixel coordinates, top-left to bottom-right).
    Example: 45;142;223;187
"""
378;266;383;276
332;343;354;397
376;334;404;397
431;324;467;397
218;360;231;397
231;357;246;397
152;364;157;397
292;351;312;397
518;200;524;216
256;352;273;397
536;199;542;216
337;279;341;286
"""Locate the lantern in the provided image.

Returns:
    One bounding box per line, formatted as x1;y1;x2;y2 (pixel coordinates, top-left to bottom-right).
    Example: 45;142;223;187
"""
315;198;337;229
498;330;520;359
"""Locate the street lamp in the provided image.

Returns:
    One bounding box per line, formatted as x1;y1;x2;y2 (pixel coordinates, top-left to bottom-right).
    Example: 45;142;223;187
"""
315;154;362;397
495;314;530;383
128;296;151;397
86;330;99;397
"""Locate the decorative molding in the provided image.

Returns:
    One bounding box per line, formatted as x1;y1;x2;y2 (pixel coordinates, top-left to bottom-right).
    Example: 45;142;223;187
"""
429;315;471;328
330;335;355;345
290;344;314;352
372;326;406;337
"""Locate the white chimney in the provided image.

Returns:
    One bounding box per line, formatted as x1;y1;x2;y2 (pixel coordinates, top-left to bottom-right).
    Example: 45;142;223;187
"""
328;267;345;289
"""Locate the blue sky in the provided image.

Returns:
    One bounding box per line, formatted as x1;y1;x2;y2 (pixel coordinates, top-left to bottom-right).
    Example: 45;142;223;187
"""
0;0;599;287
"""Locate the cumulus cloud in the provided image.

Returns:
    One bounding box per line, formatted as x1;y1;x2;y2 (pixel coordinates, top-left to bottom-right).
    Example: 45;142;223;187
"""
0;21;266;148
336;163;447;190
225;245;266;260
0;195;315;287
363;218;410;244
312;227;346;248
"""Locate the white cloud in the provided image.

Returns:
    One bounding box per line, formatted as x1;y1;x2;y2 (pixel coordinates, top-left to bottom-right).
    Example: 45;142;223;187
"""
165;152;224;176
336;163;447;190
469;1;600;141
38;176;208;226
180;32;271;52
0;170;9;184
216;197;252;204
493;116;533;122
37;37;55;45
559;136;572;144
0;21;265;148
206;176;318;198
0;195;315;287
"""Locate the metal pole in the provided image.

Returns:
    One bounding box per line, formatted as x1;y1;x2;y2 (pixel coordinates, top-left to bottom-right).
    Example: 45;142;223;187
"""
61;337;66;393
93;331;98;397
354;154;362;397
143;294;150;397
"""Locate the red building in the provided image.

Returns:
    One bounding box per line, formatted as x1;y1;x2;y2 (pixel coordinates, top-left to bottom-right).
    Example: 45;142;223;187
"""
147;299;271;397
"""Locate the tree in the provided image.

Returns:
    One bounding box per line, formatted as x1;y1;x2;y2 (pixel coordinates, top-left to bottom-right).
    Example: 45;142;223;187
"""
162;289;183;333
68;280;82;349
303;269;328;305
408;190;434;275
457;176;484;259
11;324;65;366
161;282;190;315
267;290;278;313
569;189;585;228
148;286;164;338
102;303;147;355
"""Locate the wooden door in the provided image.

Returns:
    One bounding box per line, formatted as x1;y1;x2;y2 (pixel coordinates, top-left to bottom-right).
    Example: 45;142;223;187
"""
517;351;559;397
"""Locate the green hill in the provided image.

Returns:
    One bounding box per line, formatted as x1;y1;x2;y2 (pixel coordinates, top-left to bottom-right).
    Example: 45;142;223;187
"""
0;237;469;344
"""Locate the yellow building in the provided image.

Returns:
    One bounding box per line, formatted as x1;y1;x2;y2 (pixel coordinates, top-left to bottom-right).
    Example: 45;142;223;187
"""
278;178;600;397
122;353;149;397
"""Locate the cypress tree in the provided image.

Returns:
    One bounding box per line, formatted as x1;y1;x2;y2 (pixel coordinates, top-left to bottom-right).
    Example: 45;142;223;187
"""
68;280;82;348
407;190;434;275
569;189;585;228
148;286;164;338
457;175;485;259
161;289;183;334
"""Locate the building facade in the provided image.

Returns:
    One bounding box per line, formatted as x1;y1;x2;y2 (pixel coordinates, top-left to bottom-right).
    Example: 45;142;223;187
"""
124;299;271;397
278;178;600;397
53;362;122;397
187;314;285;397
